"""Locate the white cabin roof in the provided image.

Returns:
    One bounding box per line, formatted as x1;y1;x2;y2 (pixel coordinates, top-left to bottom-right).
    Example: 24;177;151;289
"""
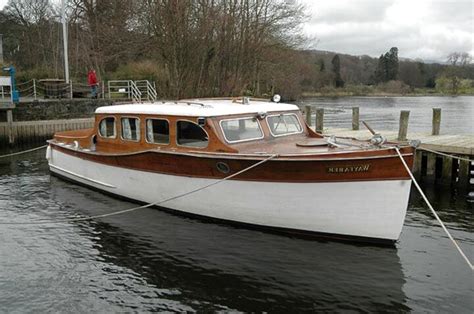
95;99;299;117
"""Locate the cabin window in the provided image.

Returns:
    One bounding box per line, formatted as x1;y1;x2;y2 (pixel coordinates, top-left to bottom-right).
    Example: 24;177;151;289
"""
146;119;169;144
266;113;302;137
121;117;140;141
220;117;264;143
98;117;116;138
177;121;208;148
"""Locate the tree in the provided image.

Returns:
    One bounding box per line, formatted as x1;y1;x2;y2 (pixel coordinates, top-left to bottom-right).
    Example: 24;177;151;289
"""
374;47;399;83
318;59;325;72
331;54;344;87
441;52;472;94
386;47;399;80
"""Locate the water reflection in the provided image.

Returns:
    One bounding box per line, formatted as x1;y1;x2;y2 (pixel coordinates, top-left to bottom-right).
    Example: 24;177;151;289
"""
49;179;408;312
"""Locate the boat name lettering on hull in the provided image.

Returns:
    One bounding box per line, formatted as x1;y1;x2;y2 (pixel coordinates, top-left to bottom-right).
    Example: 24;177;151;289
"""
327;164;371;173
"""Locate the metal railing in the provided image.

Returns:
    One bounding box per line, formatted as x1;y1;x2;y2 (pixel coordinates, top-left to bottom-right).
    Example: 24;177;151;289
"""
107;80;156;102
8;78;155;102
129;80;142;102
135;80;157;101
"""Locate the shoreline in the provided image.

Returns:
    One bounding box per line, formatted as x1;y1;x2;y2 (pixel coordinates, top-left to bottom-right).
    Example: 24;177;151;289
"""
301;92;474;98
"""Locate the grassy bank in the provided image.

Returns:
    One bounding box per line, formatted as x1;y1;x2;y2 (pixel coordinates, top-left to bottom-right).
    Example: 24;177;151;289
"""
302;83;474;98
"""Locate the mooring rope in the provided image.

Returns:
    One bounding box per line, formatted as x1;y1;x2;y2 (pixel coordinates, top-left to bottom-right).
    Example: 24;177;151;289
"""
395;147;473;270
0;154;278;225
0;145;48;159
417;146;474;162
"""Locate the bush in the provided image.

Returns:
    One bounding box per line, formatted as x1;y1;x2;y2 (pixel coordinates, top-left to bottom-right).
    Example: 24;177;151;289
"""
15;66;57;83
377;80;411;94
110;60;166;82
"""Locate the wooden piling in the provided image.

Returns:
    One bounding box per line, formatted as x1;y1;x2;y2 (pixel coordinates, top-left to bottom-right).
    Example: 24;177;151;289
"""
352;107;359;130
432;108;441;135
458;157;470;188
398;110;410;141
440;155;453;185
412;150;423;179
305;105;312;126
6;109;14;145
315;108;324;133
425;152;437;182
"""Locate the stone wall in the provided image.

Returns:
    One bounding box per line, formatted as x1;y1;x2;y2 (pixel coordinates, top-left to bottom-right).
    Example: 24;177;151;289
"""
0;99;115;122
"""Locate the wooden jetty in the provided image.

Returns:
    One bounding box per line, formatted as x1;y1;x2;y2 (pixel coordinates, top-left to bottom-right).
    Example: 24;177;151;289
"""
303;106;473;189
0;118;94;145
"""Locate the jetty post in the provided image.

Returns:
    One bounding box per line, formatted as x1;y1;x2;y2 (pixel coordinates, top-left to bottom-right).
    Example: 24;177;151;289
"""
432;108;441;135
352;107;359;130
315;108;324;133
398;110;410;141
305;105;312;126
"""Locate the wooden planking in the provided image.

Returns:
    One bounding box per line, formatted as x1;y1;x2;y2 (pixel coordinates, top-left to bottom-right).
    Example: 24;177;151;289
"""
0;118;94;144
322;128;474;156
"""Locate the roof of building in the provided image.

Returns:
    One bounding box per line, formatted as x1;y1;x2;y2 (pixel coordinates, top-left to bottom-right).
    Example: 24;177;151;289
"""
95;99;299;117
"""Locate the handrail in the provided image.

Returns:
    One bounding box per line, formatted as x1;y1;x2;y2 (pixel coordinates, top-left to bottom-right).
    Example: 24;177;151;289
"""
134;80;157;101
146;80;157;101
108;80;142;101
129;80;142;102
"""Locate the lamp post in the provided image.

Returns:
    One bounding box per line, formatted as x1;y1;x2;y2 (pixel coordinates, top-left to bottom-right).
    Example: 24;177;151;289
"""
0;34;4;64
61;0;69;83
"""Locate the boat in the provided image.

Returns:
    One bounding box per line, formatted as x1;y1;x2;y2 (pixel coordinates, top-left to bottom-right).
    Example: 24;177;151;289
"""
46;97;414;244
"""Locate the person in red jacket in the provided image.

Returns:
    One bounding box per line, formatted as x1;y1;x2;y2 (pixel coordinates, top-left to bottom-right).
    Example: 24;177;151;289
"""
87;69;98;99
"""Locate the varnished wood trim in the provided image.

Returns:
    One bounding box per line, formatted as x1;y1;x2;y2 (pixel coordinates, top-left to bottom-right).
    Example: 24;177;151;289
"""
50;143;413;183
50;140;412;161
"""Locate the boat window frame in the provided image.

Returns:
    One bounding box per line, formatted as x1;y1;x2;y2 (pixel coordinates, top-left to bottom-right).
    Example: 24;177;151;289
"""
266;113;304;137
176;119;210;149
145;117;170;145
120;116;141;142
219;116;265;144
98;116;117;139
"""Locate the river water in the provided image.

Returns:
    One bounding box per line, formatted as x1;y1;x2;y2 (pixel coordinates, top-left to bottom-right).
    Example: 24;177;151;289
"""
0;97;473;312
299;96;474;134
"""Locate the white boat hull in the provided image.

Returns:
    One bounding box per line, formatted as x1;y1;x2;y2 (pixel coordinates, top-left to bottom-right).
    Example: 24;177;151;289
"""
48;148;411;242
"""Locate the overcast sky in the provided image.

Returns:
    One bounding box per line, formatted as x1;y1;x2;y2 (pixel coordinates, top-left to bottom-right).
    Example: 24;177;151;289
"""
0;0;472;62
301;0;473;62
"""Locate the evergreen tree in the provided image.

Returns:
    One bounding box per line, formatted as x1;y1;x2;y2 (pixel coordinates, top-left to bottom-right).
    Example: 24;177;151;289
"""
374;47;399;83
318;59;325;72
386;47;399;80
374;54;387;83
331;54;344;88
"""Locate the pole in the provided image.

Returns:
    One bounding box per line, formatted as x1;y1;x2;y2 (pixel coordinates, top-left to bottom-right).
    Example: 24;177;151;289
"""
0;34;4;64
398;110;410;141
352;107;359;130
305;105;311;126
61;0;70;83
432;108;441;135
33;79;37;100
315;108;324;133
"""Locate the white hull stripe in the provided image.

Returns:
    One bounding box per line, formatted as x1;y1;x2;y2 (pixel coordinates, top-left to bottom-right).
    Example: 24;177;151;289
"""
49;164;117;188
